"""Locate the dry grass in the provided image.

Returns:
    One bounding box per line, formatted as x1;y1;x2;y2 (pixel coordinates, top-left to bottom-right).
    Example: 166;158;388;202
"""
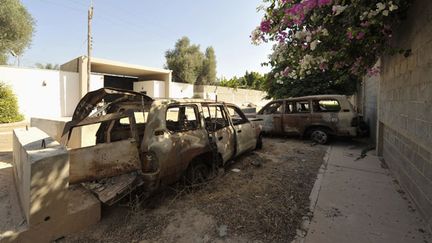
64;138;325;243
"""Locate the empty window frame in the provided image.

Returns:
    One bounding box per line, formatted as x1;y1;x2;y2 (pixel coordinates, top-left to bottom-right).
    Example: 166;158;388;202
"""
312;99;341;112
261;101;283;114
166;105;200;132
294;100;310;113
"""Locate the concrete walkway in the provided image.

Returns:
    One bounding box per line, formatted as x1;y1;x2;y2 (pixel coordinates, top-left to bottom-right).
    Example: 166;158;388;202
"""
304;142;432;243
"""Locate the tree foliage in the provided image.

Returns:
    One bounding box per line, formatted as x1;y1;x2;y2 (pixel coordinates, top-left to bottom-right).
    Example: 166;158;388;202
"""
201;47;217;85
264;70;357;99
0;82;24;123
0;0;34;64
35;63;60;70
219;71;266;90
165;37;217;84
252;0;411;98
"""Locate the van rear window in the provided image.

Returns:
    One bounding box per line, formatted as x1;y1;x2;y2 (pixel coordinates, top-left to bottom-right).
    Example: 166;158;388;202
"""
312;100;341;112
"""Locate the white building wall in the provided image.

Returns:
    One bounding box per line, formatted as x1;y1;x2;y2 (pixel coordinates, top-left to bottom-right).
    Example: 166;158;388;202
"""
134;80;166;98
170;82;194;98
0;66;105;118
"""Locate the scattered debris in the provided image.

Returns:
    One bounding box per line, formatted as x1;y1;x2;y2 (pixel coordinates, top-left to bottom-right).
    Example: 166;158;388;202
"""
250;160;262;167
218;224;228;237
355;144;375;161
64;138;326;243
324;207;343;218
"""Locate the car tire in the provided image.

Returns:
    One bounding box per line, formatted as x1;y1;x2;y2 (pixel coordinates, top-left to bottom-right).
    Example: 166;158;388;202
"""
309;128;329;144
255;133;263;150
186;162;210;185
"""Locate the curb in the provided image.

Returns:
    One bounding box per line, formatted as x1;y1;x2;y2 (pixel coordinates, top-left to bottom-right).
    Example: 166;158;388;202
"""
291;145;332;243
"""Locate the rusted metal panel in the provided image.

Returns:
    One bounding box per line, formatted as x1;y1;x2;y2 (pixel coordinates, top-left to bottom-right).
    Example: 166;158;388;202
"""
82;172;142;205
69;139;141;184
257;95;357;137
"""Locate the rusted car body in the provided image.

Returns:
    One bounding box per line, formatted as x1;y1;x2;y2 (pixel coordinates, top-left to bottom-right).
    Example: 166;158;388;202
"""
61;88;262;204
256;95;358;144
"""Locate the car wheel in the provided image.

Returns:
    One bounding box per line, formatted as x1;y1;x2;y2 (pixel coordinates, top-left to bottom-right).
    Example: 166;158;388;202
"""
309;128;329;144
255;133;263;150
186;162;210;185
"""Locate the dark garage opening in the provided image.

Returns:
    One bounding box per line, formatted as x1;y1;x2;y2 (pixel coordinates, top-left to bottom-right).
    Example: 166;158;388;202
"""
104;75;138;91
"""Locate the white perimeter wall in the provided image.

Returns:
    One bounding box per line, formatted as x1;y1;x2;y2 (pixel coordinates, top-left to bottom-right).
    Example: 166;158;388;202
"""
134;80;166;98
170;82;194;98
202;85;270;109
0;66;103;118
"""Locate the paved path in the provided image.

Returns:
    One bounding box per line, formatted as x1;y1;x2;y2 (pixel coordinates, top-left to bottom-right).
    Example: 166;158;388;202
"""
304;142;431;243
0;121;28;152
0;121;27;238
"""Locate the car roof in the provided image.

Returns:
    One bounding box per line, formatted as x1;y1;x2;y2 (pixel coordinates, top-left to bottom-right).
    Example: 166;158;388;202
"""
153;98;238;107
272;94;347;102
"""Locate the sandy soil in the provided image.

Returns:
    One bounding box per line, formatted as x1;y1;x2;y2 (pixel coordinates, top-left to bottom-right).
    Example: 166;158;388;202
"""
63;137;326;243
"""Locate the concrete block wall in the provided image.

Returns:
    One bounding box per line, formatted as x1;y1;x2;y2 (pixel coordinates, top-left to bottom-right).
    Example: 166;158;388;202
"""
379;0;432;228
362;61;380;143
6;127;101;242
12;128;69;225
200;85;270;109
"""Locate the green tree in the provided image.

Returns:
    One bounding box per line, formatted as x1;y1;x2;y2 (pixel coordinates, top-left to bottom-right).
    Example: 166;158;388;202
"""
264;70;357;99
165;37;217;84
35;63;60;70
0;82;24;123
218;71;266;91
0;0;34;64
242;71;265;90
201;47;217;85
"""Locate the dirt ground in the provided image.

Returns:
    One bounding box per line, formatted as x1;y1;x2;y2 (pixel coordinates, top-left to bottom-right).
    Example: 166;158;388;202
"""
62;137;326;243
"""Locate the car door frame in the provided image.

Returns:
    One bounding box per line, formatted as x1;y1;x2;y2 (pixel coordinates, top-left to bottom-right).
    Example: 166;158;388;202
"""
202;104;236;164
257;100;284;134
225;104;257;156
282;99;312;135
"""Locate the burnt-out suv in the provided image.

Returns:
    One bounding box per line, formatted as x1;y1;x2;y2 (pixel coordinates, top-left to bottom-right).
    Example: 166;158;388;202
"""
61;88;262;204
256;95;360;144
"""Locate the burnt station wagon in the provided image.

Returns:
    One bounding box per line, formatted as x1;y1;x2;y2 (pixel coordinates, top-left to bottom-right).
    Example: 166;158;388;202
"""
61;88;262;204
256;95;360;144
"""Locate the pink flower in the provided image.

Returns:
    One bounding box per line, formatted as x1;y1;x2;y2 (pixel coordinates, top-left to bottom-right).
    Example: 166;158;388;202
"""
260;20;271;33
319;62;329;70
303;0;317;10
347;31;354;40
282;67;291;77
318;0;332;7
360;21;370;27
356;32;365;40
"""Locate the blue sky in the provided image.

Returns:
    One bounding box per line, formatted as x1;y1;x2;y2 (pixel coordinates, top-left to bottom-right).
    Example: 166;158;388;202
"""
18;0;273;78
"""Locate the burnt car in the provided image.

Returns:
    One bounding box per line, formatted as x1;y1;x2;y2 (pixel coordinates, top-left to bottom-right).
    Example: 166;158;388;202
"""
61;88;262;204
256;95;360;144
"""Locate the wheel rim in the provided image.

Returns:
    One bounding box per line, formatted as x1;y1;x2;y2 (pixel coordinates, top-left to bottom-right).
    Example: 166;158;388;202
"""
311;130;328;144
192;164;208;184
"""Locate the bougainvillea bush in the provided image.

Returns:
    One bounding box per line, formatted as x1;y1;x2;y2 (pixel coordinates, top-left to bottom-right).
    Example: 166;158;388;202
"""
253;0;411;98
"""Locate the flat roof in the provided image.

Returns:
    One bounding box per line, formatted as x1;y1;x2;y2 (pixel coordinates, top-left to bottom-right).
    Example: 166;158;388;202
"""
90;57;171;77
61;56;171;78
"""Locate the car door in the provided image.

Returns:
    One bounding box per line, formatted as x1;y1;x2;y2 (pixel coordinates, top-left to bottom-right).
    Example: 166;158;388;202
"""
256;101;284;134
164;105;209;183
282;99;312;135
226;105;257;156
202;104;235;164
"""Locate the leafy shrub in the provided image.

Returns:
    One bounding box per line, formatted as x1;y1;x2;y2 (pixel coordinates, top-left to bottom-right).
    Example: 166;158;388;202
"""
0;82;24;123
